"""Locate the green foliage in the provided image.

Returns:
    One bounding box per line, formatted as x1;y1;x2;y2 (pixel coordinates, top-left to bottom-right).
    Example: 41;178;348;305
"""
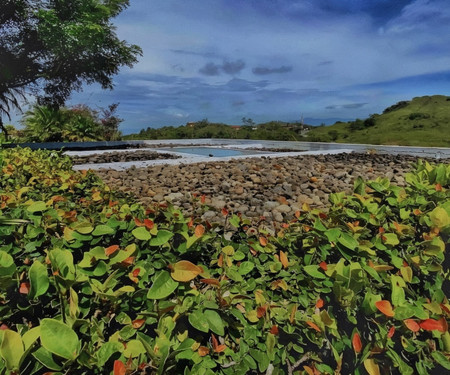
0;148;449;374
125;120;311;141
307;95;450;146
0;0;141;139
22;104;123;142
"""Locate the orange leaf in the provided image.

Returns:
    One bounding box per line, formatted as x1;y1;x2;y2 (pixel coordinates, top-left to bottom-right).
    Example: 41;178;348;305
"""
419;318;447;332
306;320;321;332
187;217;194;228
144;219;154;229
120;257;135;268
217;253;224;268
200;194;206;204
319;261;327;271
303;366;315;375
113;360;126;375
316;298;324;309
19;282;30;294
388;326;396;338
259;236;267;247
270;325;279;335
169;260;203;282
352;332;362;353
413;209;422;216
295;210;301;218
105;245;119;256
378;227;385;234
211;334;219;350
132;319;145;329
403;319;420;332
279;251;289;268
134;218;143;227
198;346;209;357
435;183;442;191
200;278;220;286
375;300;395;317
214;344;227;353
257;305;267;318
194;224;205;238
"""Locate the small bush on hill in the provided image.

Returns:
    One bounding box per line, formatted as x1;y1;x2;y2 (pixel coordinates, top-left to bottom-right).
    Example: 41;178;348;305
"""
0;148;448;374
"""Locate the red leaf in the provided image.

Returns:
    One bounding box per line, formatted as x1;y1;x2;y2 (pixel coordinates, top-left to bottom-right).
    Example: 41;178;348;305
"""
375;300;395;317
144;219;154;229
306;320;321;332
113;360;126;375
134;218;143;227
211;334;219;350
270;325;279;335
221;207;229;216
187;217;194;228
404;319;420;332
132;268;140;277
388;326;396;338
419;318;447;332
19;282;30;294
215;344;227;353
435;183;442;191
378;227;385;234
120;257;135;268
105;245;119;256
132;319;145;329
201;194;206;204
319;261;328;271
257;306;267;318
315;298;324;309
352;332;362;353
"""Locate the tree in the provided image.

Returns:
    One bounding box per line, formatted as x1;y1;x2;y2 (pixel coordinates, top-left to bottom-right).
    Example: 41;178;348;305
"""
0;0;142;139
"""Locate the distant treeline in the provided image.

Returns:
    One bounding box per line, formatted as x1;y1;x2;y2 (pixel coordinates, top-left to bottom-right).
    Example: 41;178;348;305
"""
123;119;314;141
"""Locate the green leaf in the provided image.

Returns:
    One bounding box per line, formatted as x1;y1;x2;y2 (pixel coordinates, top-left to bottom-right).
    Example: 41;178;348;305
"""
432;351;450;370
429;207;450;229
338;232;358;250
0;330;24;370
40;318;79;360
204;309;225;336
0;251;16;277
383;233;399;246
147;271;178;299
27;201;48;213
303;265;326;279
32;347;63;371
97;342;124;367
238;261;254;275
188;309;209;333
266;333;276;361
22;327;41;350
29;260;49;299
92;224;115;236
123;340;146;358
132;227;151;241
150;230;173;246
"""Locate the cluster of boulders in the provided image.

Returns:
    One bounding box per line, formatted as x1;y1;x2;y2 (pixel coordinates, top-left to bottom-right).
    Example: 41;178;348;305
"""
95;152;442;227
70;150;180;165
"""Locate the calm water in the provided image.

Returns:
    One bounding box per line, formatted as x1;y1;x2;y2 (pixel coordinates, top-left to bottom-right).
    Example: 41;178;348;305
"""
162;147;267;157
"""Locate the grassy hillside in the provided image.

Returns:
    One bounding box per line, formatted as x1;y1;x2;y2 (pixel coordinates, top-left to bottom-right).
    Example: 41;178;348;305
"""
306;95;450;147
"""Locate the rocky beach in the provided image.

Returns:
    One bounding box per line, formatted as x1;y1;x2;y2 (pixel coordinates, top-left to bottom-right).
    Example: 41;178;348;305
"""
95;152;443;227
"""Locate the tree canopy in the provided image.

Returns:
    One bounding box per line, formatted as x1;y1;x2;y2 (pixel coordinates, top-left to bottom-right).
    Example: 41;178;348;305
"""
0;0;142;139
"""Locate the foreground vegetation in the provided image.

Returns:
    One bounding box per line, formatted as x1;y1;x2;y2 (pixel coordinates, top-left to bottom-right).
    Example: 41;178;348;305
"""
0;148;449;374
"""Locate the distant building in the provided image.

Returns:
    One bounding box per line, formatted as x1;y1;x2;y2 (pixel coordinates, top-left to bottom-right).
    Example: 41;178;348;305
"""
230;125;241;130
186;122;196;128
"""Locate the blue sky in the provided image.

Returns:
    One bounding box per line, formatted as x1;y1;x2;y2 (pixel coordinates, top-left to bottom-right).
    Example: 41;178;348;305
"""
29;0;450;132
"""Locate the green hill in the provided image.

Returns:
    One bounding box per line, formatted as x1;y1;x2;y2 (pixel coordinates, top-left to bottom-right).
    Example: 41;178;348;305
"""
306;95;450;147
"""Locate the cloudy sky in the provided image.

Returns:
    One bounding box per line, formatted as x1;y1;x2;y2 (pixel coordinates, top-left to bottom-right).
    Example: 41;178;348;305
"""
68;0;450;132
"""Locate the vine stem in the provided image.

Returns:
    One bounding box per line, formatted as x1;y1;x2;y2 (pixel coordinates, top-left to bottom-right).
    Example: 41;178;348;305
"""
286;353;310;375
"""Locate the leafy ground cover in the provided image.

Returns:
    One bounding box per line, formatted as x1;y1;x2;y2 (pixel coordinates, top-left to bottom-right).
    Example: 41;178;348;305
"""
0;148;449;374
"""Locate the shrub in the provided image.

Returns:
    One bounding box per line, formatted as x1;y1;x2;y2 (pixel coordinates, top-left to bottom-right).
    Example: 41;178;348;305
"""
0;148;448;374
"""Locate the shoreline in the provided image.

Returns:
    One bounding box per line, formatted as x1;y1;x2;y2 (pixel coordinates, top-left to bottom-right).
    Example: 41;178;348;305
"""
95;152;446;229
